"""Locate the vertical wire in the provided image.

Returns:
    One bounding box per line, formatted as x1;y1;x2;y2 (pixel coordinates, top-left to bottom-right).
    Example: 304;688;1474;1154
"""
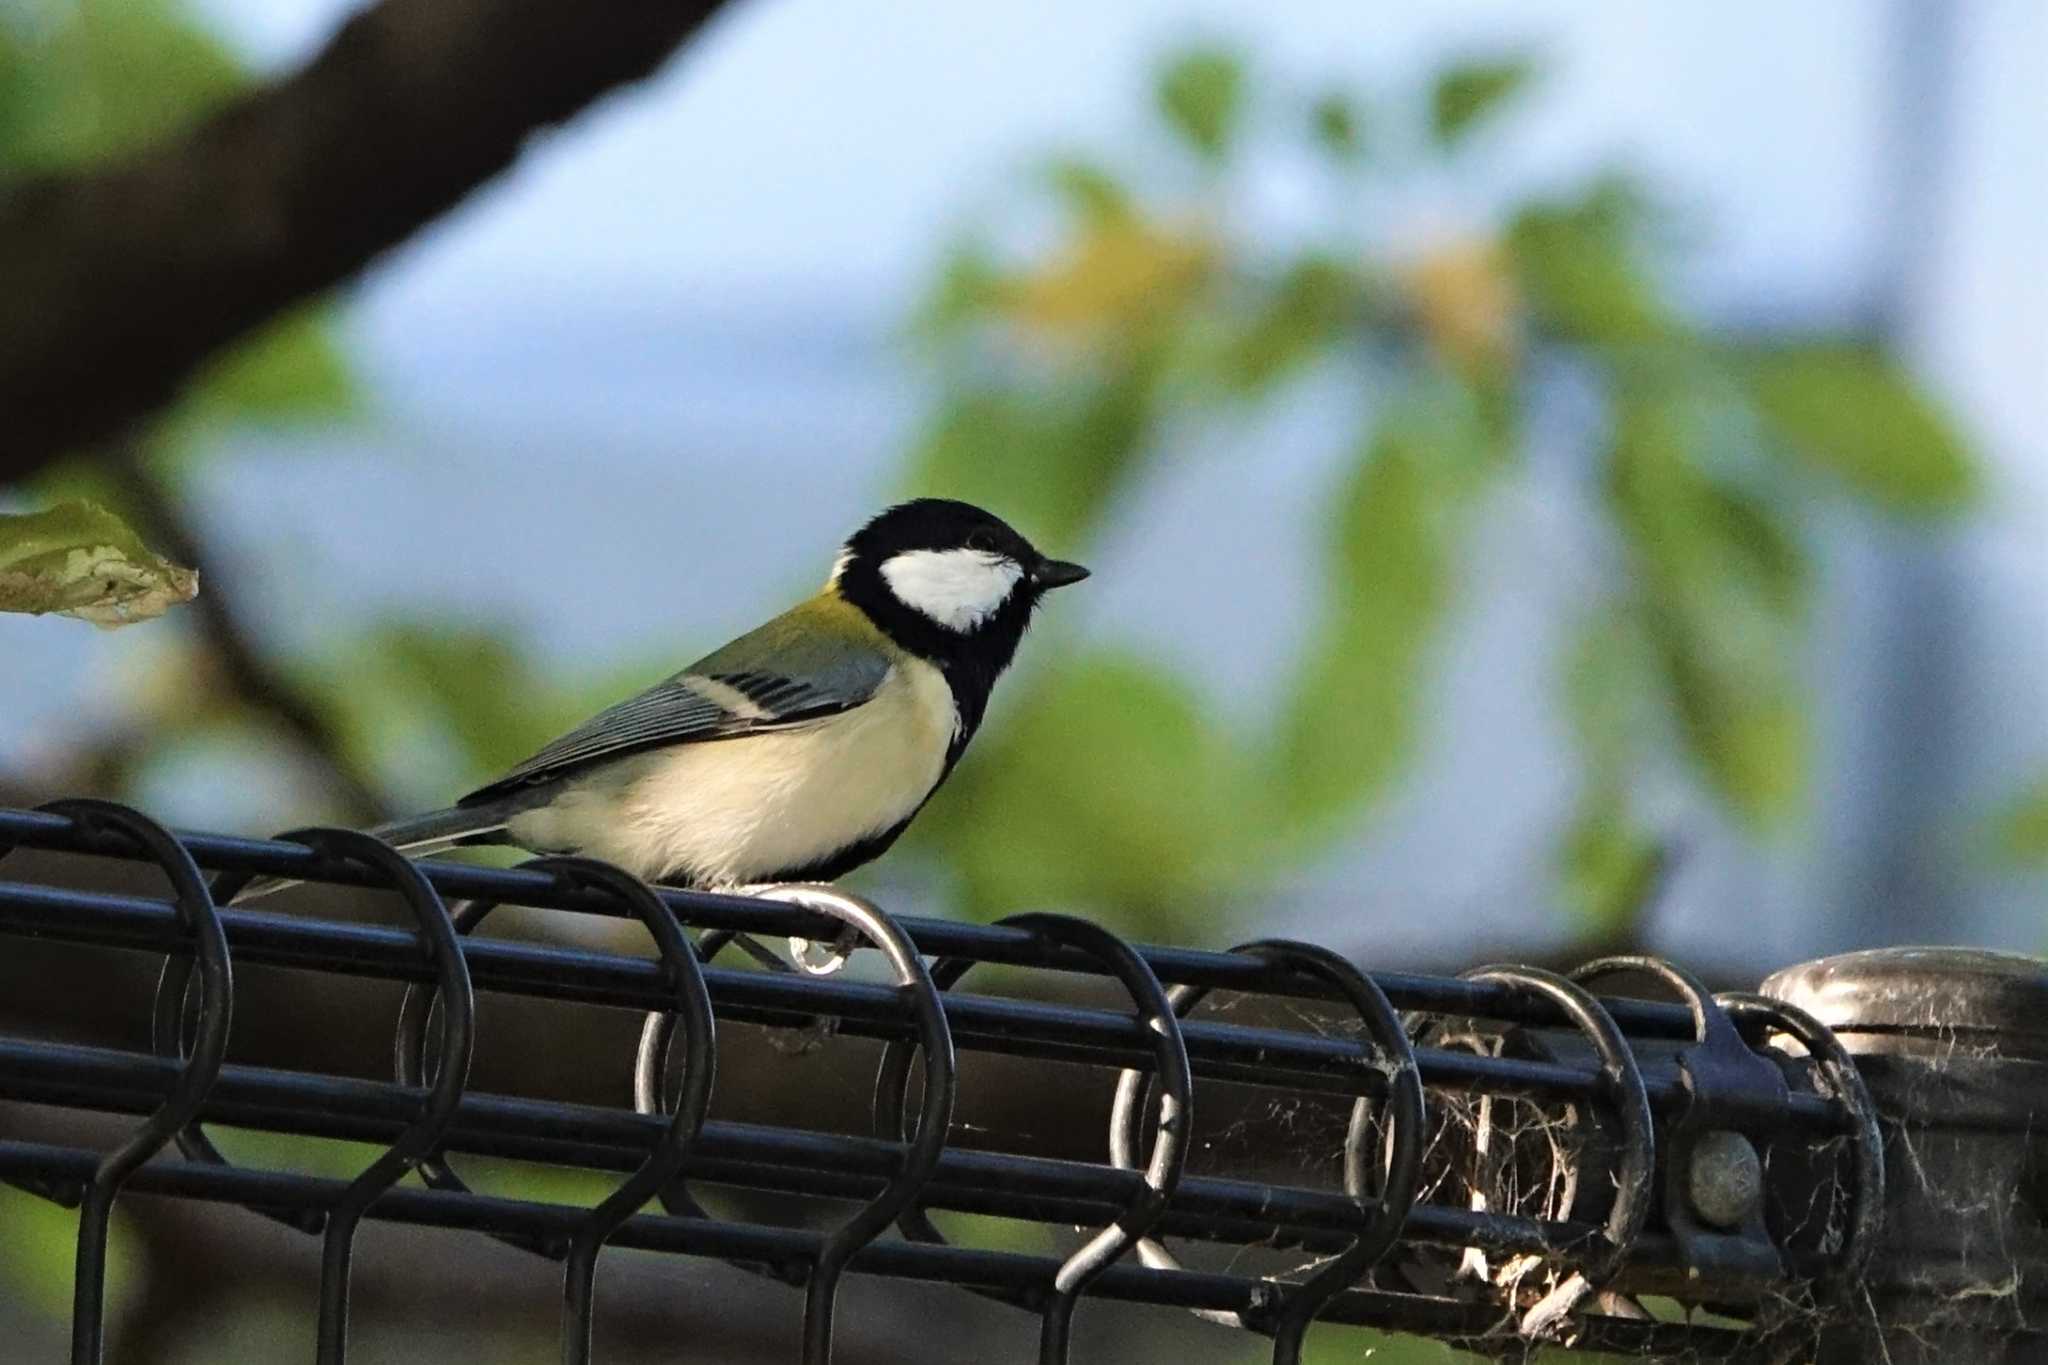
38;802;234;1365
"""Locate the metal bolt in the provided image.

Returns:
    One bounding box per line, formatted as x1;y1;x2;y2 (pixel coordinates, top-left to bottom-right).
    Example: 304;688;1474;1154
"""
1686;1130;1762;1230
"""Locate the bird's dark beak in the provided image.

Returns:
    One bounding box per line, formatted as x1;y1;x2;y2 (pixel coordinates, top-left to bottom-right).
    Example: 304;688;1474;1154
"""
1032;558;1091;590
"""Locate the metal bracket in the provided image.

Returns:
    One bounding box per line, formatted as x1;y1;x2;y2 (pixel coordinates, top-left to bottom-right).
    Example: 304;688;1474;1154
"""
1574;957;1789;1295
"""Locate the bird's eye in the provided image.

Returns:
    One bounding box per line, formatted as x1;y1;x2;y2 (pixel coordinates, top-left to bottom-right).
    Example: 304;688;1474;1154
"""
966;531;996;553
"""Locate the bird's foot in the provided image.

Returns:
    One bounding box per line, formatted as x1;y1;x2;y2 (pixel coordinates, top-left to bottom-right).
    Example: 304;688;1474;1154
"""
728;881;870;977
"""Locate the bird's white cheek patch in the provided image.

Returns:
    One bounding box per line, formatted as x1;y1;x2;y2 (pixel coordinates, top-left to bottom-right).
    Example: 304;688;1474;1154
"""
880;549;1023;632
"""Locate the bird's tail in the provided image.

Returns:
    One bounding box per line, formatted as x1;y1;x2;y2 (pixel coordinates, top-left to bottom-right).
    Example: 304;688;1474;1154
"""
229;802;517;905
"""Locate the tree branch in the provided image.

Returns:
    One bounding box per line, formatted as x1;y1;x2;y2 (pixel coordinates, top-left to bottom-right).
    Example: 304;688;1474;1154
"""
0;0;733;486
110;446;395;824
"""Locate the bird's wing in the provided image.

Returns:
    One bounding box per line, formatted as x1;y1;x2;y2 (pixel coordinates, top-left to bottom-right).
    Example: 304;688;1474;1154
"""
461;594;894;803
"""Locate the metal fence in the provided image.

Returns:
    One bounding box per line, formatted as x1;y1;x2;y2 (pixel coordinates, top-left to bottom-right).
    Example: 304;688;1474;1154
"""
0;799;2039;1364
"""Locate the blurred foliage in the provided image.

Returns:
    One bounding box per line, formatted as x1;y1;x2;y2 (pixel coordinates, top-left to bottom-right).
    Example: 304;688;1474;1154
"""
1560;610;1669;936
1740;343;1977;511
897;40;1979;939
918;653;1260;922
1157;46;1246;162
1309;90;1365;161
0;0;239;171
1991;775;2048;869
0;500;196;625
1429;56;1535;147
0;1180;144;1325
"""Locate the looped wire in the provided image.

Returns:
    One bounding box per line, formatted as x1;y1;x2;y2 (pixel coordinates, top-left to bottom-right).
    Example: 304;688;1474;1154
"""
1107;939;1425;1365
1028;914;1195;1365
1572;955;1731;1053
871;912;1196;1363
868;940;1037;1303
161;842;344;1236
540;858;717;1365
1459;963;1654;1341
35;800;234;1365
634;922;810;1288
257;828;475;1365
391;890;566;1259
875;914;1194;1359
712;885;954;1365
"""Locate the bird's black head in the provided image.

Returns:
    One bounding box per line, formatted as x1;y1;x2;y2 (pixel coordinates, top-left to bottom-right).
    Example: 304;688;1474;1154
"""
833;497;1087;710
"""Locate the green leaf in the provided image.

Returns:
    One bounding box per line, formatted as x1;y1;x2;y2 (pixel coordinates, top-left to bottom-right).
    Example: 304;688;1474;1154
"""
1989;775;2048;868
367;620;559;777
1156;47;1246;162
1741;344;1977;514
1043;156;1134;225
1608;387;1812;625
1274;390;1497;828
906;364;1159;553
1214;254;1360;395
0;0;243;175
1564;606;1654;777
1556;609;1668;935
1310;90;1365;160
207;1127;390;1181
1429;56;1535;147
0;1182;146;1324
1559;791;1668;938
1507;176;1675;347
186;305;354;427
463;1156;614;1210
925;1210;1063;1260
910;239;1009;339
1608;389;1810;826
0;500;197;626
911;653;1257;936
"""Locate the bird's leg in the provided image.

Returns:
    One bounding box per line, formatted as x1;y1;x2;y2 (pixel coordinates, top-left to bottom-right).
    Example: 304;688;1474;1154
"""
728;930;791;973
721;881;884;1057
727;881;866;977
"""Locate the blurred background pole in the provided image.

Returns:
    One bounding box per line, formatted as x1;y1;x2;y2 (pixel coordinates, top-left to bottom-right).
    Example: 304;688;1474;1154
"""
1766;947;2048;1363
1829;0;1969;950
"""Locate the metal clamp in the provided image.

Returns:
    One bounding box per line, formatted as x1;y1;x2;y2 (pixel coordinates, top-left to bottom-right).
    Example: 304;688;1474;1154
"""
1572;957;1792;1294
1717;991;1885;1291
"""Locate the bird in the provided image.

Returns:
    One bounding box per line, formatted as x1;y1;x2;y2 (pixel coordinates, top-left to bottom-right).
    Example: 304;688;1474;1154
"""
284;499;1087;895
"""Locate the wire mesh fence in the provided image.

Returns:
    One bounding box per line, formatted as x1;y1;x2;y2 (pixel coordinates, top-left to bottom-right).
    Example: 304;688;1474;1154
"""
0;799;1913;1363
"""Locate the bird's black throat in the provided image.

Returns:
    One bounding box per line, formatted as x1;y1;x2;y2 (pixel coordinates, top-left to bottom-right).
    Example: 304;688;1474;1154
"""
834;565;1034;771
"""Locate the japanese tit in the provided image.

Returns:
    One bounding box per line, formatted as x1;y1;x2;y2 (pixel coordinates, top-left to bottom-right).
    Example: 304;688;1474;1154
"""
347;499;1087;889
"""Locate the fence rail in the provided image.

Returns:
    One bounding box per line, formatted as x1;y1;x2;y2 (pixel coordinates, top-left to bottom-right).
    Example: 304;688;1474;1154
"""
0;799;2036;1364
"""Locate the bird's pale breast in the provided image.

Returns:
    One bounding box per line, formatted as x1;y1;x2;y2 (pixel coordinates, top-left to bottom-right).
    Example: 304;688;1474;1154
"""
506;656;957;886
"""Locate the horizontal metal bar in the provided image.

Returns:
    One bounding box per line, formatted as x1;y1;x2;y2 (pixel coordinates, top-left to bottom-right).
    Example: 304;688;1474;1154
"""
0;1034;1703;1269
0;875;1847;1131
0;1137;1744;1357
0;807;1705;1033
